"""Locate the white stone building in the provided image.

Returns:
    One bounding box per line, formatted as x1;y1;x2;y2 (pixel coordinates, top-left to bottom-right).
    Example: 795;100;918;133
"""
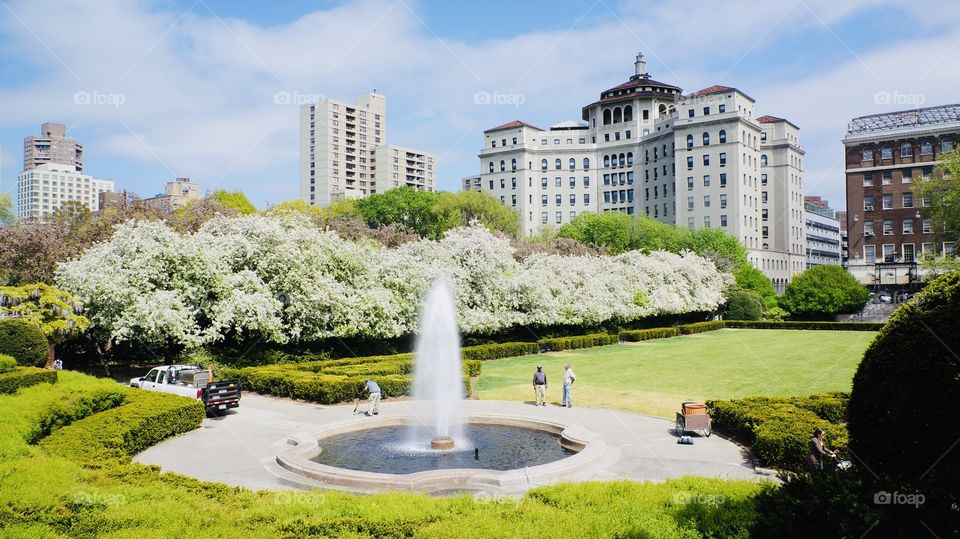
469;53;805;287
804;200;842;268
300;92;435;207
16;163;114;219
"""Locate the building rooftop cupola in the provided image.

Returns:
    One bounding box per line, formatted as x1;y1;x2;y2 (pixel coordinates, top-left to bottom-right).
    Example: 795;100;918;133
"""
632;52;648;80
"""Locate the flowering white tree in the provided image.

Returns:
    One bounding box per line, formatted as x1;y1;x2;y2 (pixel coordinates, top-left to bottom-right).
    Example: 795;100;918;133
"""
57;217;731;347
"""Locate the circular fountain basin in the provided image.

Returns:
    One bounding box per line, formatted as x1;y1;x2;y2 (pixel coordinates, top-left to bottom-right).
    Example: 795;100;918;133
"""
277;413;605;494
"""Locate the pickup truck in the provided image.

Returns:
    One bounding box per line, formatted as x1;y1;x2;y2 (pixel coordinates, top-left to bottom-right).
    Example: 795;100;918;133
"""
130;365;240;414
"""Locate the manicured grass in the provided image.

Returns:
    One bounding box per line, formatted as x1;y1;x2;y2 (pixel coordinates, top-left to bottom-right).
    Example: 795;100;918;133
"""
477;329;876;417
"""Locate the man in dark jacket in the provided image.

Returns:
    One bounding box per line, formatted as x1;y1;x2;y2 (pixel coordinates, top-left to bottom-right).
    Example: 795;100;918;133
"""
532;365;547;406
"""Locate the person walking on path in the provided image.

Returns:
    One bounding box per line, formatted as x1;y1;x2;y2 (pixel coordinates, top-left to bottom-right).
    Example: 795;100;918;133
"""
562;363;576;408
532;365;547;406
808;428;836;471
363;379;381;416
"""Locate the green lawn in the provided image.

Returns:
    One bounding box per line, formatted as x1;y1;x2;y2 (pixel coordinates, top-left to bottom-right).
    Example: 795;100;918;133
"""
476;329;876;417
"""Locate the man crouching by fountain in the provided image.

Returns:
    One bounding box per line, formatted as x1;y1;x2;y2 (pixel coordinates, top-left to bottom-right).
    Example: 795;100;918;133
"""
363;379;381;416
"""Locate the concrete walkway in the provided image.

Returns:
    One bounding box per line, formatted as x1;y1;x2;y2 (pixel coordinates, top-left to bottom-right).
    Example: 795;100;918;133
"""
135;394;771;492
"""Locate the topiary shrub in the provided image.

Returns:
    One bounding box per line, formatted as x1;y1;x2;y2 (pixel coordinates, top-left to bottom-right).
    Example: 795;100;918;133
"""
779;265;871;319
0;367;57;394
849;271;960;528
678;321;725;334
725;289;764;320
0;354;15;373
619;327;679;342
0;319;47;367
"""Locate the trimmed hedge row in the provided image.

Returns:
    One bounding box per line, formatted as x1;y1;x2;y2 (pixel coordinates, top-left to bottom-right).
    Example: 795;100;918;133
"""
707;394;849;471
724;320;883;331
39;390;205;468
27;387;127;444
462;342;540;361
0;367;57;394
0;318;48;367
678;321;726;334
619;327;680;342
538;333;619;352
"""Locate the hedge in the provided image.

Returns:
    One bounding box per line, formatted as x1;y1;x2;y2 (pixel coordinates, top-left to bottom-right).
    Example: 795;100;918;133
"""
0;354;15;373
708;394;848;471
724;320;883;331
27;387;127;444
538;333;619;352
462;342;540;361
0;319;48;367
678;321;725;334
39;390;205;468
0;367;57;394
619;327;679;342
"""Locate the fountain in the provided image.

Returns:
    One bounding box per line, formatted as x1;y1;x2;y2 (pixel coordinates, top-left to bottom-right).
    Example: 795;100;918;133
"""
275;277;605;493
410;278;464;451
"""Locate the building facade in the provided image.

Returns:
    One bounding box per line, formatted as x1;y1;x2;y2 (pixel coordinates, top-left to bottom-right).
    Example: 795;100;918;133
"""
142;177;202;213
16;163;114;219
803;197;842;268
843;104;959;286
23;122;84;173
470;54;805;288
300;92;435;207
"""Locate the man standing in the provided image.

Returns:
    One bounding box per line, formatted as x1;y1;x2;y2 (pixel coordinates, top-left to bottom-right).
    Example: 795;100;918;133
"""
562;363;576;408
532;365;547;406
363;379;381;416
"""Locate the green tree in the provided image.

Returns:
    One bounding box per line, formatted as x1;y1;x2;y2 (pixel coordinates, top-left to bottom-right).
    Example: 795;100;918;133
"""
734;265;776;301
354;187;443;238
264;199;324;219
779;266;870;319
0;193;15;226
436;191;521;238
0;283;89;368
556;212;636;254
914;147;960;246
209;190;257;215
679;227;749;272
724;289;764;320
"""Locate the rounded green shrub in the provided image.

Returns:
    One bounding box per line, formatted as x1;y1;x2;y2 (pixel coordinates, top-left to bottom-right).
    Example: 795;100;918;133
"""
849;271;960;515
725;289;764;320
0;319;47;367
0;354;15;373
779;265;871;319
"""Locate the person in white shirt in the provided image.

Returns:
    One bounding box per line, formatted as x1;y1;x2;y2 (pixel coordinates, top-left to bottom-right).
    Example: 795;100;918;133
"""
562;363;576;408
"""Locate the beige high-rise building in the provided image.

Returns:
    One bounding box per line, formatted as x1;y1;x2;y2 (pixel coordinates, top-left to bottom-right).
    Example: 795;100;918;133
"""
300;92;435;206
143;177;203;213
24;122;84;172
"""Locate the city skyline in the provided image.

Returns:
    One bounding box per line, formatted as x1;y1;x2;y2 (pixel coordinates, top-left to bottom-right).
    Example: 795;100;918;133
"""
1;0;958;209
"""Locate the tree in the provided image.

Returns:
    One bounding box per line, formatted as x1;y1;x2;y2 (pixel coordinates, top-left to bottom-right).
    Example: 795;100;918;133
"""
779;266;870;319
914;147;960;247
0;319;48;366
679;227;748;272
354;187;443;238
734;265;776;301
0;283;90;368
556;212;636;254
0;193;15;226
724;289;764;320
435;191;521;238
209;190;257;215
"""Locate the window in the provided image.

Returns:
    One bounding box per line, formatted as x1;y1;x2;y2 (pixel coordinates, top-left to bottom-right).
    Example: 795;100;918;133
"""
703;195;711;208
541;159;548;171
512;137;517;145
686;134;694;149
702;155;710;166
541;177;548;188
921;140;933;155
541;212;548;223
613;107;622;123
720;173;727;187
903;243;915;262
570;211;576;221
883;219;894;235
923;218;933;233
945;242;956;257
555;194;562;206
903;219;914;234
862;148;874;162
882;193;894;210
863;172;874;186
511;194;517;206
541;195;548;206
865;245;876;264
511;158;517;171
864;220;874;235
719;152;726;166
569;177;576;188
901;142;913;158
603;174;610;185
864;195;874;211
703;106;710;116
760;154;768;166
687;156;694;169
623;105;633;122
489;162;494;173
687;196;695;209
687;217;695;227
604;191;611;203
703;132;710;146
584;193;590;205
488;179;494;189
569;158;576;170
555;177;562;188
554;159;561;170
720;194;727;208
627;152;634;166
491;140;496;148
922;242;936;257
718;130;726;144
583;158;590;170
584;176;590;187
569;194;576;205
944;139;955;153
718;104;726;113
882;171;892;185
902;171;913;184
500;160;506;172
500;178;506;189
687;177;694;190
511;178;517;189
903;192;913;207
761;173;767;186
720;215;727;226
883;244;895;262
760;132;767;142
688;109;695;118
625;130;631;139
703;175;711;187
881;145;893;159
603;109;611;125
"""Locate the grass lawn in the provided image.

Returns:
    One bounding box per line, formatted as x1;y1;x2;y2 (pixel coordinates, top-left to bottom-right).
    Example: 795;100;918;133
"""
476;329;876;417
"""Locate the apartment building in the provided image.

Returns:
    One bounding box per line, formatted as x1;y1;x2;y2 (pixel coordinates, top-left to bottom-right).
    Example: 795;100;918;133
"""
23;122;83;173
843;104;959;286
142;177;202;213
300;92;435;207
471;54;805;286
803;196;842;268
16;163;114;219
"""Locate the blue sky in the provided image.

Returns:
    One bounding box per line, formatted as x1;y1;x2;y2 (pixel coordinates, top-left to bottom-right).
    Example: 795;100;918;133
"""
1;0;958;210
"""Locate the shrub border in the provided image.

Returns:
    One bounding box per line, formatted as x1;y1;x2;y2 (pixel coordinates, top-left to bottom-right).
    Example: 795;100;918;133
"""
0;366;57;394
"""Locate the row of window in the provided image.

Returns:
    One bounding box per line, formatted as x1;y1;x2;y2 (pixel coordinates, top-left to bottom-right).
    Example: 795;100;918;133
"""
685;130;728;148
537;194;592;206
861;139;954;161
601;105;634;125
685;215;728;228
686;174;729;189
687;104;726;118
685;153;729;168
864;242;954;263
863;218;933;235
862;167;932;186
863;192;921;211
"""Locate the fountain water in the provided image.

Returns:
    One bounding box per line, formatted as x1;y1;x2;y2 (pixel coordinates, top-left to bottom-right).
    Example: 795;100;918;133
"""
410;278;464;450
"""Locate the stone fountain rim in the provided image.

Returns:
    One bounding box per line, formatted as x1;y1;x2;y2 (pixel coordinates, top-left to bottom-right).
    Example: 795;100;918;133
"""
275;412;606;493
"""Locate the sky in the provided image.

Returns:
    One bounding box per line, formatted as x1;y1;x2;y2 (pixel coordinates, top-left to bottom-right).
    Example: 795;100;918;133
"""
1;0;958;211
